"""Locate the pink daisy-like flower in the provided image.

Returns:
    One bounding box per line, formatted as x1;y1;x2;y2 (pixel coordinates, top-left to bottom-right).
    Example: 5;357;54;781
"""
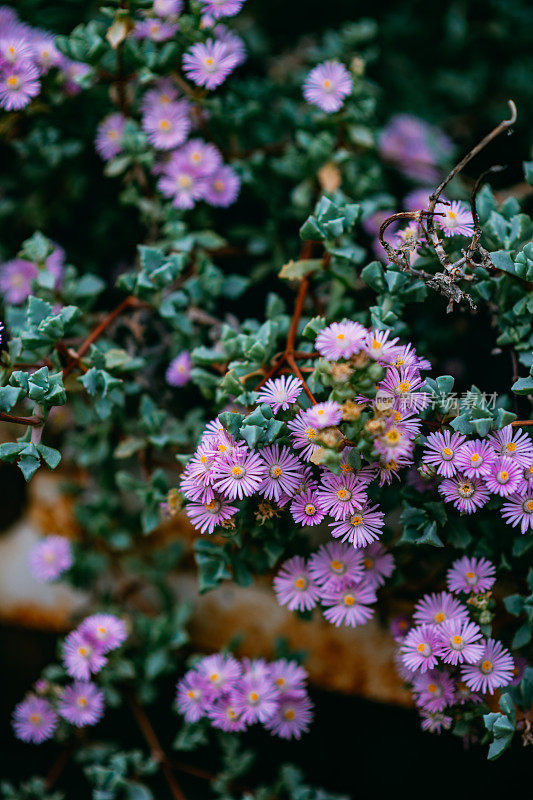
153;0;183;16
12;696;58;744
176;669;214;722
278;465;318;507
363;328;400;363
488;424;533;465
378;114;453;184
78;614;128;653
140;78;181;113
257;444;303;502
62;630;107;680
290;488;326;526
158;157;207;209
28;535;73;582
447;555;496;595
183;38;238;90
306;400;342;430
95;113;126;161
413;591;469;627
233;674;280;724
308;541;365;592
134;18;178;41
329;503;385;548
208;696;247;732
317;472;367;521
378;365;430;413
359;542;395;588
263;695;313;740
58;681;105;727
287;410;321;461
484;456;522;497
518;460;533;492
435;619;484;666
197;653;242;696
412;670;455;713
0;61;40;110
60;58;91;95
438;473;490;514
256;375;303;414
400;624;440;673
390;615;411;642
422;430;466;478
142;101;191;150
201;165;241;207
180;138;222;176
0;258;38;304
390;343;431;372
314;320;366;361
375;423;415;462
455;439;496;478
420;710;452;734
186;495;238;534
180;466;215;504
460;639;514;695
212;448;265;500
166;351;192;386
303;60;353;113
436;200;474;237
213;23;247;66
501;491;533;534
273;555;321;612
268;659;308;698
454;680;483;705
322;581;377;628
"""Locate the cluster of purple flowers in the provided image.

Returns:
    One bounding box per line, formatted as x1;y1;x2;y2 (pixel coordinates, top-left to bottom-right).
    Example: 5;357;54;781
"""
274;541;394;628
12;613;127;743
0;241;64;304
0;5;88;111
421;424;533;531
394;556;515;734
378;114;454;184
179;322;431;541
28;535;73;583
176;653;313;739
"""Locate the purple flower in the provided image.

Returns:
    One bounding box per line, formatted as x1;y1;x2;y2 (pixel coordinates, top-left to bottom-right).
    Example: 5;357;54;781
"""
460;639;514;695
290;488;326;526
435;619;484;666
140;78;181;113
363;328;400;363
436;201;474;238
134;18;178;41
268;659;308;697
400;624;440;673
455;439;496;478
28;535;73;582
212;448;265;499
208;695;247;732
201;165;241;206
62;630;107;680
412;670;455;713
306;400;342;429
153;0;184;16
256;374;303;414
176;669;213;721
186;495;238;534
95;113;126;160
182;39;238;90
166;351;192;386
329;503;385;548
0;61;40;110
233;674;280;724
12;696;58;743
58;681;105;727
60;58;91;95
303;60;352;113
199;0;246;19
321;581;376;627
308;541;365;592
257;444;303;502
447;556;496;595
274;555;321;612
158;155;207;209
0;258;38;304
287;410;321;461
422;430;466;478
378;114;453;184
390;615;411;642
378;365;430;413
213;23;246;66
197;653;242;696
180;138;222;176
315;320;366;361
263;695;313;739
484;456;522;497
78;614;128;653
142;101;191;150
438;473;490;514
488;424;533;465
413;591;469;627
359;542;394;588
317;472;367;521
420;710;452;734
501;491;533;534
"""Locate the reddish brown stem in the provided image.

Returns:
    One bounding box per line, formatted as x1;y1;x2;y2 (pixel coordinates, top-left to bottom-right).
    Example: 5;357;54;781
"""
286;352;317;405
127;693;187;800
45;743;73;791
512;420;533;427
0;411;43;427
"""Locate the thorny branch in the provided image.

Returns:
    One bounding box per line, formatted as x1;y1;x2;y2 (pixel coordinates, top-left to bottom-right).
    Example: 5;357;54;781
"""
379;100;518;313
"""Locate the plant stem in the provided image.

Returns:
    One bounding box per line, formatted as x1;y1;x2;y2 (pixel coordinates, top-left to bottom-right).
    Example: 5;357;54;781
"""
0;411;43;427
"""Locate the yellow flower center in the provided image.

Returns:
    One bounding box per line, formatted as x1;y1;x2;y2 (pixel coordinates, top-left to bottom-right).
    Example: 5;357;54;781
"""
506;442;516;452
305;427;317;440
372;339;381;349
452;635;463;646
159;118;171;131
337;488;349;500
178;175;192;188
471;453;480;463
305;504;316;516
442;447;452;457
272;466;283;477
214;180;224;192
7;75;19;88
337;332;345;340
187;690;196;699
481;660;493;673
249;691;259;702
231;466;243;477
205;57;214;66
276;677;285;687
499;471;509;481
526;500;533;512
78;647;88;657
284;708;296;720
210;673;219;682
465;571;475;579
447;210;457;220
322;79;332;89
77;696;88;707
398;381;410;393
427;683;437;693
351;515;363;526
344;594;355;606
417;643;426;653
30;713;42;724
386;429;400;443
434;612;445;623
295;577;307;590
363;557;373;569
331;559;343;571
